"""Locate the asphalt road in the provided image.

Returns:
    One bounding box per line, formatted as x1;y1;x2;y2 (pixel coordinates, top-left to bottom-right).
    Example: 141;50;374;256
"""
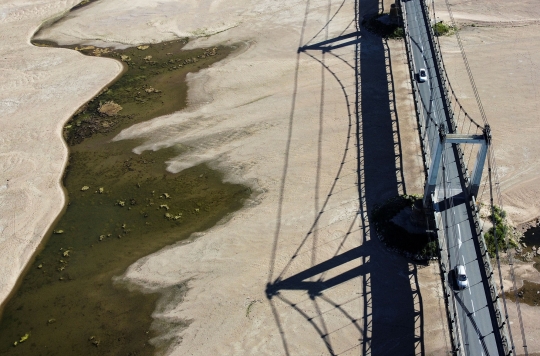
401;1;502;355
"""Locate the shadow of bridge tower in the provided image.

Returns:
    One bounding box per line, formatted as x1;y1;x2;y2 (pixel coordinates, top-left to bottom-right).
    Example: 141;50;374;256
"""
265;0;425;355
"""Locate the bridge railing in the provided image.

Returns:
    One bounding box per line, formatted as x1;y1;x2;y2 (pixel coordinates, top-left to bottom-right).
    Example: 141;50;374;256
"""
470;196;513;355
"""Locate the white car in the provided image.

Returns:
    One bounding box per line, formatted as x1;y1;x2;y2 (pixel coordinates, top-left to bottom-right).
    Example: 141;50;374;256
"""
418;68;427;83
455;264;469;290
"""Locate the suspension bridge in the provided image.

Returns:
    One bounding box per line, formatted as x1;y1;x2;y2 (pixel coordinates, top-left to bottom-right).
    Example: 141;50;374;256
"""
402;0;528;355
264;0;529;354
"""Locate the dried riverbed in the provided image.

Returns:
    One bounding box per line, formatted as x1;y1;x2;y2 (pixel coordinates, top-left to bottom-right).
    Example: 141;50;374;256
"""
0;40;249;355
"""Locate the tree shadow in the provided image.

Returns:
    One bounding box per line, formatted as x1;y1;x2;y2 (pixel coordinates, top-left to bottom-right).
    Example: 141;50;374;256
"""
266;0;426;354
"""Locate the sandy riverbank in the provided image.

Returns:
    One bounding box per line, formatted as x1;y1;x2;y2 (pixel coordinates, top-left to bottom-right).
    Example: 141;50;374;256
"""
0;0;122;308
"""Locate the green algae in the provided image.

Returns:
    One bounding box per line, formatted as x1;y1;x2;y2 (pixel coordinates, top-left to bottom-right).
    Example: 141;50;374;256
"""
0;39;248;355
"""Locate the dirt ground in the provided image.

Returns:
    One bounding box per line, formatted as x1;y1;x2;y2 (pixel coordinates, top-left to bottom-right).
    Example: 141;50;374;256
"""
1;0;539;354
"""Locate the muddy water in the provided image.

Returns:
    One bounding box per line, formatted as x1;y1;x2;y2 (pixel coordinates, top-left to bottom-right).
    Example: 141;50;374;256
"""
0;41;249;354
521;226;540;273
523;225;540;249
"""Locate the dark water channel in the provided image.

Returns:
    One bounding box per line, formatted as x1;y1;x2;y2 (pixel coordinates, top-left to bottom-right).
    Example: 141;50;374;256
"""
503;225;540;307
523;225;540;249
523;225;540;273
0;39;249;354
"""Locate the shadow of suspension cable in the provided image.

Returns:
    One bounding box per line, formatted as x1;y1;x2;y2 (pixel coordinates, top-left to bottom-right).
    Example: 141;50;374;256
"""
265;0;424;354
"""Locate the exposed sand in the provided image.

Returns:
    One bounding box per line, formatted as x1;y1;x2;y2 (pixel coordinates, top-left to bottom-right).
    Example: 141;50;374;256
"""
0;0;122;306
2;0;539;354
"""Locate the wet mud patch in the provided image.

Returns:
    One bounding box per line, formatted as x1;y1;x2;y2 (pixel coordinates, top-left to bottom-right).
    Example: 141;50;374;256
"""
0;38;248;355
505;280;540;307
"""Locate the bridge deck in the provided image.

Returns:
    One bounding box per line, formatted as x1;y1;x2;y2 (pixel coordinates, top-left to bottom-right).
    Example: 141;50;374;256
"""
401;0;506;355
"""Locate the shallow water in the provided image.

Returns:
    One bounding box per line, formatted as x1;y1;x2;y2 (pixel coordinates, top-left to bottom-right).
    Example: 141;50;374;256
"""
522;225;540;273
523;225;540;249
0;39;249;355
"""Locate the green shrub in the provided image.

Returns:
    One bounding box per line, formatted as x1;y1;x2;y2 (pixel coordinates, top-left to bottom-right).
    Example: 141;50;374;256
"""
389;27;405;39
433;21;452;36
483;206;517;257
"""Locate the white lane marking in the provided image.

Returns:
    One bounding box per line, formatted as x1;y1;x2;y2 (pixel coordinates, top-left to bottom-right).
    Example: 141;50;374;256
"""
457;224;462;249
462;255;471;295
471;300;476;316
445;175;462;249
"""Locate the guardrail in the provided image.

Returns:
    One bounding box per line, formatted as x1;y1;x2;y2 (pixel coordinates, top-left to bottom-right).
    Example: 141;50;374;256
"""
470;196;513;355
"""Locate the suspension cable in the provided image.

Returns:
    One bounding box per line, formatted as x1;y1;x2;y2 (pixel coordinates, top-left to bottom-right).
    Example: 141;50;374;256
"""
428;0;484;130
440;0;488;125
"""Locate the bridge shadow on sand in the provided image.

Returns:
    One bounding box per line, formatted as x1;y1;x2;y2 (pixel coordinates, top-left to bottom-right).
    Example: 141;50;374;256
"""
266;0;426;355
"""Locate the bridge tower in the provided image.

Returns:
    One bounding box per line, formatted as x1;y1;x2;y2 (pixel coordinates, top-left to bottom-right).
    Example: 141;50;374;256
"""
423;124;491;207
